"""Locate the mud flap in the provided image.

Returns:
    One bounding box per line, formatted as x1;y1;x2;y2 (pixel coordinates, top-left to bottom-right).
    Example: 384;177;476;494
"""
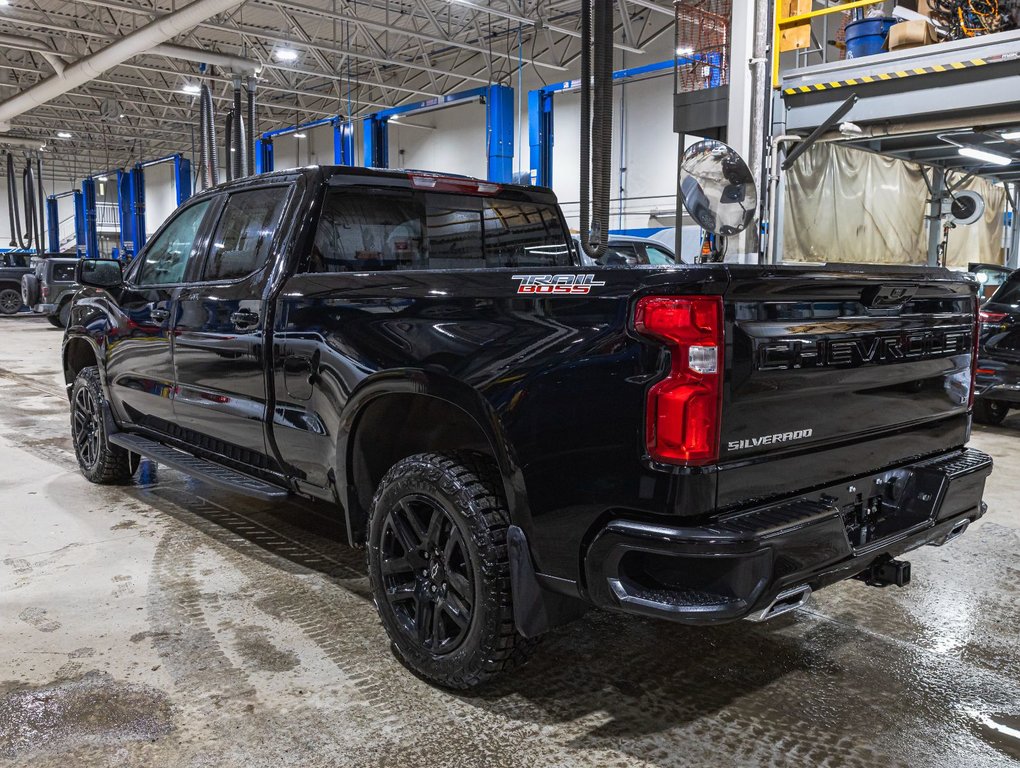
507;525;587;638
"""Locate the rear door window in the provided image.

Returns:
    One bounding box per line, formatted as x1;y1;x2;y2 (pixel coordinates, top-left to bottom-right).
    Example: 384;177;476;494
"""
135;200;213;286
203;187;289;281
307;188;571;272
51;263;76;282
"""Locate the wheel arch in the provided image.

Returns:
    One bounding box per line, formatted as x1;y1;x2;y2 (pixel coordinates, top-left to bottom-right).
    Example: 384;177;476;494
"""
62;334;103;398
339;371;531;545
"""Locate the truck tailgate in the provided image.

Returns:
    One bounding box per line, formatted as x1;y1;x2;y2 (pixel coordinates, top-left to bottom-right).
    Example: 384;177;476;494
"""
717;266;976;506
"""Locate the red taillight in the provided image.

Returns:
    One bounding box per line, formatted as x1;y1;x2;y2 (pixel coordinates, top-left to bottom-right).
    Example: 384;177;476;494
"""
41;283;48;300
979;310;1007;324
408;172;501;195
634;295;723;466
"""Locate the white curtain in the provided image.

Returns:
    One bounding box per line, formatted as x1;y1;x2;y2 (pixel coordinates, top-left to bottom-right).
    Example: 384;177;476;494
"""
784;143;1004;266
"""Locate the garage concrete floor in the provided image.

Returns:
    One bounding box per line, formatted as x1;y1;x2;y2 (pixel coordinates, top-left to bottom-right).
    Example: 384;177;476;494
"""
1;315;1019;768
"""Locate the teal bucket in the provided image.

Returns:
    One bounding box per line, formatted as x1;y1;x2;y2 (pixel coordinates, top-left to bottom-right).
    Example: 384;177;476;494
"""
845;17;897;59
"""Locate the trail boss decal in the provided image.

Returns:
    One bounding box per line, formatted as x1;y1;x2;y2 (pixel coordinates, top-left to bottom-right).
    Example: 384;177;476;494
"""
727;429;813;452
512;274;606;295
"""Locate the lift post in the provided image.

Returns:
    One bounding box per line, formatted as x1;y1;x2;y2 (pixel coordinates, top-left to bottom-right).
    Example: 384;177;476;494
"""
363;114;389;169
80;177;99;259
258;116;354;173
334;120;355;165
528;59;679;189
72;191;85;255
45;196;59;253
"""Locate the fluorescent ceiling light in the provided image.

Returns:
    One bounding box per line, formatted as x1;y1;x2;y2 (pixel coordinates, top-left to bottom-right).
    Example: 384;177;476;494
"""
57;131;71;138
1001;130;1020;140
96;175;108;181
676;46;694;57
181;83;201;94
293;132;306;139
275;48;299;62
0;1;10;7
958;146;1012;166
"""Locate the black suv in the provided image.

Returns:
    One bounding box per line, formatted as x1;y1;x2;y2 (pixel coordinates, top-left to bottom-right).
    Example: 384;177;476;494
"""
975;270;1020;424
0;252;33;315
22;255;79;328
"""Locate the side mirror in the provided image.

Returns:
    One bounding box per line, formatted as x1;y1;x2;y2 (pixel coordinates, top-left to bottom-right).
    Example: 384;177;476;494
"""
76;258;124;289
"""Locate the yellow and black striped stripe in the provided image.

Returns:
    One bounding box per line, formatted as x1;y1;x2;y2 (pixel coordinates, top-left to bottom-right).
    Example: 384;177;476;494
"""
782;57;989;95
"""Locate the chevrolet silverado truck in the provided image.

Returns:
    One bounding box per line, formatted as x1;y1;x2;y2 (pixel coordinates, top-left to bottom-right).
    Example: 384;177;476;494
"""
64;165;993;689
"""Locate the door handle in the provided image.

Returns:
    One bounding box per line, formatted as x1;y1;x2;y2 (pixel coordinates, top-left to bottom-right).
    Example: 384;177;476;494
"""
230;308;260;329
150;308;170;322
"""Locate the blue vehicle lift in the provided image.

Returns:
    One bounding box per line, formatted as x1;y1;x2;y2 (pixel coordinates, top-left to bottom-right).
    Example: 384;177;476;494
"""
128;153;192;256
44;189;85;255
528;58;721;188
256;116;356;174
256;84;515;183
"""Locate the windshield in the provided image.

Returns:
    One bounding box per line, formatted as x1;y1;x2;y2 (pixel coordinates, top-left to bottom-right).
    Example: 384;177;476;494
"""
308;188;573;273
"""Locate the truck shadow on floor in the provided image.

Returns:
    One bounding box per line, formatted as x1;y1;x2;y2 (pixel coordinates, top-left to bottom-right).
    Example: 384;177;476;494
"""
122;464;899;759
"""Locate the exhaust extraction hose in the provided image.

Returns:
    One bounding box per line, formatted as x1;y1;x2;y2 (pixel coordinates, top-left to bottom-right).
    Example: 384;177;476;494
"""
246;76;256;176
578;0;613;260
224;109;234;182
198;83;210;189
231;77;243;180
6;153;27;249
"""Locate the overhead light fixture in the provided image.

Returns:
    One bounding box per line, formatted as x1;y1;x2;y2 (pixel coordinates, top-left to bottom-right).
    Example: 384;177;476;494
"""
0;1;10;7
181;83;201;94
1001;130;1020;140
56;131;71;139
293;132;306;139
275;48;299;62
676;46;694;57
958;146;1013;166
96;175;108;181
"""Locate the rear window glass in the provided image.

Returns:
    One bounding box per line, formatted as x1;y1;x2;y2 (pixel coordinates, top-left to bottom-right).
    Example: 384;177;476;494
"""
52;263;76;282
203;187;289;281
989;279;1020;307
307;188;571;273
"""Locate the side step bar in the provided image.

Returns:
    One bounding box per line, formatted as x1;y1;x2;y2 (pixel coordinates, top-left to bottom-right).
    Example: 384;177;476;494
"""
109;433;289;501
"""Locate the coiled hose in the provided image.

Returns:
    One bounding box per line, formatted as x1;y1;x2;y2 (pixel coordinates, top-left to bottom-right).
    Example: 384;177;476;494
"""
225;109;234;182
199;83;211;189
199;83;219;188
246;76;256;176
578;0;613;260
231;77;243;180
6;153;27;249
22;162;37;251
35;156;45;253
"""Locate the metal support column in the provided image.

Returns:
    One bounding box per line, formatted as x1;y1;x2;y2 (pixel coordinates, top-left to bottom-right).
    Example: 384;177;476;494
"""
926;167;946;267
45;195;59;253
485;84;514;183
1008;183;1020;269
528;89;554;187
174;155;192;205
81;177;99;259
334;120;355;165
117;169;136;260
72;191;86;256
256;137;273;173
131;166;147;253
364;115;389;168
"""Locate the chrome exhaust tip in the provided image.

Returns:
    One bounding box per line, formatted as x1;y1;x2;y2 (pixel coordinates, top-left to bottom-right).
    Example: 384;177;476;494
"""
745;584;812;623
929;518;971;547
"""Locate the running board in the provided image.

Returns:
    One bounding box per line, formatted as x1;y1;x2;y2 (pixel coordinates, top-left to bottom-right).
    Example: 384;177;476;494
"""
109;433;289;501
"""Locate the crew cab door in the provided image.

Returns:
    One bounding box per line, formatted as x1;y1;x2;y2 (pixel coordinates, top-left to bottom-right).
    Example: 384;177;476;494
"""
171;186;291;472
105;198;214;431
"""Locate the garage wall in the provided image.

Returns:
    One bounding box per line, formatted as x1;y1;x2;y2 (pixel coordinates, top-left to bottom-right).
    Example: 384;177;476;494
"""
390;102;488;178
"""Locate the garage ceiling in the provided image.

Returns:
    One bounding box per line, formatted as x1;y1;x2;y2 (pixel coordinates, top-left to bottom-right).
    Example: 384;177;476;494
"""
0;0;674;175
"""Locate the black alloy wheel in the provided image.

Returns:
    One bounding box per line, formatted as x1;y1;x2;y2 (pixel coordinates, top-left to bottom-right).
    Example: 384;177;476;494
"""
367;452;537;689
0;287;21;315
70;366;137;483
974;398;1010;425
72;383;101;471
379;494;474;655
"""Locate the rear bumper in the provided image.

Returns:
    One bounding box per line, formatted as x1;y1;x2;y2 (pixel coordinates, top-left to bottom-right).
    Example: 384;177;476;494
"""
583;448;993;624
976;359;1020;404
33;303;56;314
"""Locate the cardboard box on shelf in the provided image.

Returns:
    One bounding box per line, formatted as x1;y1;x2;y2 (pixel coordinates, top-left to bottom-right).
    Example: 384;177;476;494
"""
888;18;938;50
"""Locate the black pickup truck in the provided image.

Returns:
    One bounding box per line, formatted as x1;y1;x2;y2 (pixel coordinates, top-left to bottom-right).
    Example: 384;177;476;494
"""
64;165;992;689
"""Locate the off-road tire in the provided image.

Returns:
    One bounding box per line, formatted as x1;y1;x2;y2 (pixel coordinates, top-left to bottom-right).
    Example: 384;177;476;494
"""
21;273;39;307
56;300;71;329
974;398;1009;425
71;366;137;484
47;314;64;328
367;451;537;689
